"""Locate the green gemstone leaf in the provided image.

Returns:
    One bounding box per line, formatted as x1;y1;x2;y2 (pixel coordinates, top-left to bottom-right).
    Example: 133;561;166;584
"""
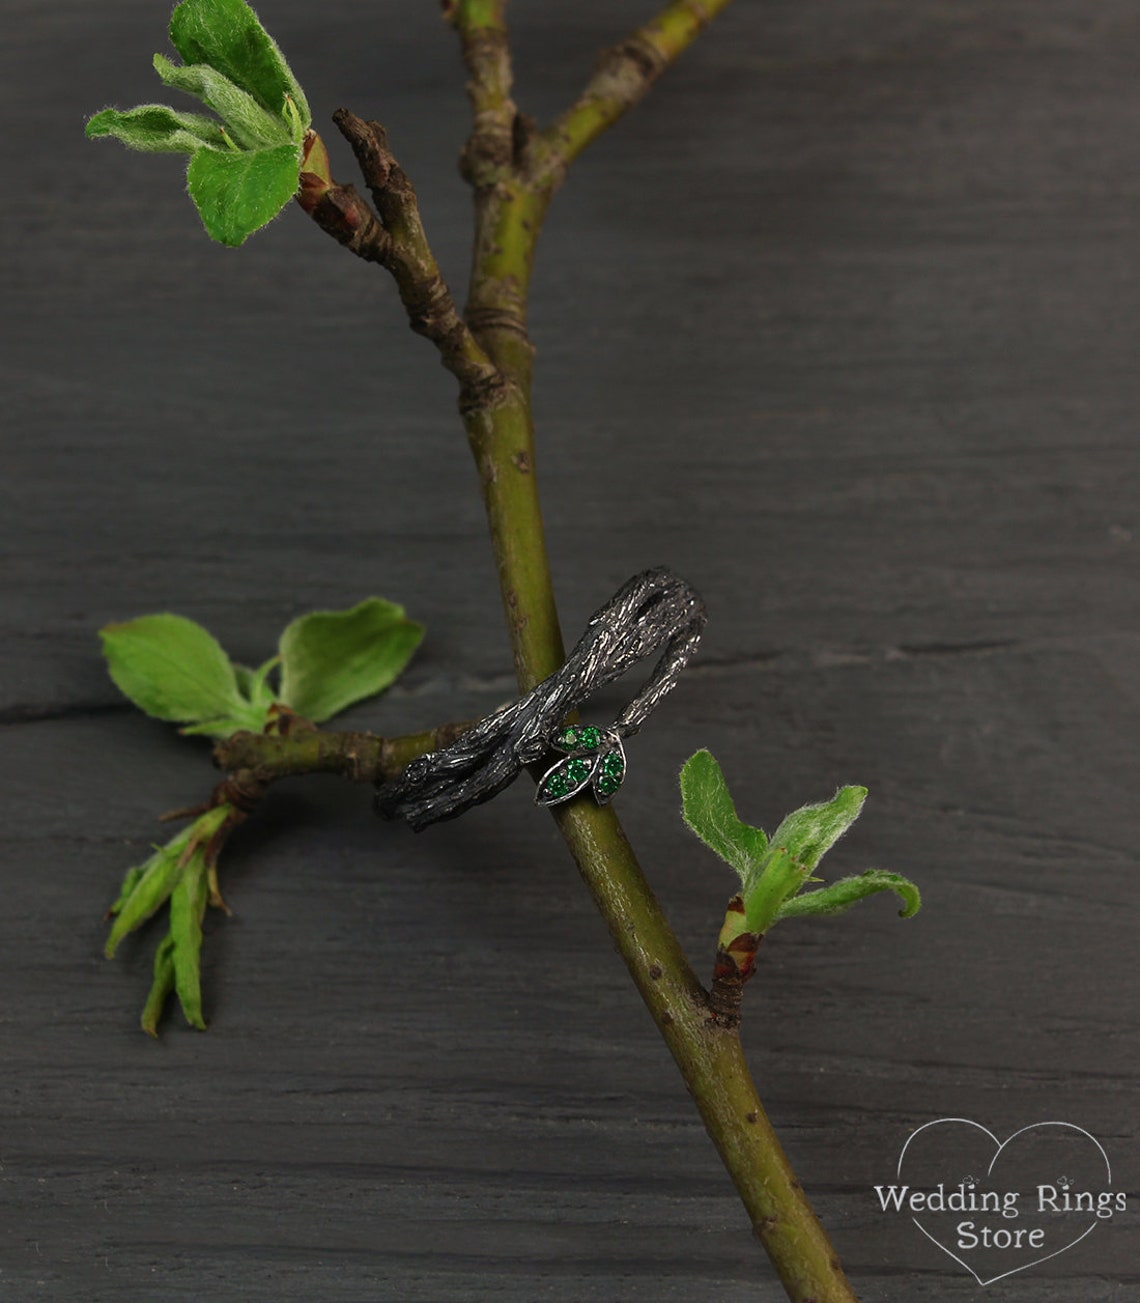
539;769;570;801
277;598;424;724
591;747;625;800
153;54;292;149
141;933;177;1037
777;870;922;921
169;858;210;1030
169;0;311;124
85;104;226;154
100;613;260;732
680;750;769;884
538;753;597;804
186;142;301;246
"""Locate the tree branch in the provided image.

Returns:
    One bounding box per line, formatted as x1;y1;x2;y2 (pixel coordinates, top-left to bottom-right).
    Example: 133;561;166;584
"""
213;720;474;786
446;0;529;186
534;0;737;185
298;121;507;413
444;4;858;1299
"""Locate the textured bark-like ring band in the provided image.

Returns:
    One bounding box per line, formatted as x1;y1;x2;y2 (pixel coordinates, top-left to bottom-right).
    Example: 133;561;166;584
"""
374;567;707;830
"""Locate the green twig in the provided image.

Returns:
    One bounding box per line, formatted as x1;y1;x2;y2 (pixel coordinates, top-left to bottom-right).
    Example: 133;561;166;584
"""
441;3;860;1299
534;0;738;184
212;720;474;785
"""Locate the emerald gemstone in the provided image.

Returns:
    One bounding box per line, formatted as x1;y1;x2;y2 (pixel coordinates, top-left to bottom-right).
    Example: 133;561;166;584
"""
601;751;624;778
578;726;601;751
543;770;569;799
567;758;591;784
556;726;578;749
597;772;621;796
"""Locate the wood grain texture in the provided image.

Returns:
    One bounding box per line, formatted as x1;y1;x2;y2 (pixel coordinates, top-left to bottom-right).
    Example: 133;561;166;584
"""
2;2;1136;1299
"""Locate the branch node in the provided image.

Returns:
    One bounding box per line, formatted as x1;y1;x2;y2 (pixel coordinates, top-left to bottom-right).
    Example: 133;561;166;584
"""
708;924;761;1029
465;305;530;341
605;33;669;85
511;111;537;169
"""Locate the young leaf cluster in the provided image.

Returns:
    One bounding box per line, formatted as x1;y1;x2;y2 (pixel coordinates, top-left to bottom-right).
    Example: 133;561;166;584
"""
101;597;423;1033
106;807;229;1034
85;0;311;246
101;599;423;738
680;749;920;938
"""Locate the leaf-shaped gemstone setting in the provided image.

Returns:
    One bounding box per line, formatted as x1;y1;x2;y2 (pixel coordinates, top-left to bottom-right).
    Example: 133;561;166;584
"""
537;727;625;807
593;744;626;803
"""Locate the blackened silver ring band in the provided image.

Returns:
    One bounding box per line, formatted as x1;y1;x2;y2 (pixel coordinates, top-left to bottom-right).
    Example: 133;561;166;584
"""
374;567;707;830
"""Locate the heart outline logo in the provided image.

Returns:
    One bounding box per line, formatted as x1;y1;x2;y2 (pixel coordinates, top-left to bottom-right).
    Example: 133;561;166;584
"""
896;1118;1112;1286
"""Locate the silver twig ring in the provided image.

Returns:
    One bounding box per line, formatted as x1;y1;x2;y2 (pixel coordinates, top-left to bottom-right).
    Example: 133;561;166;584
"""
374;568;706;830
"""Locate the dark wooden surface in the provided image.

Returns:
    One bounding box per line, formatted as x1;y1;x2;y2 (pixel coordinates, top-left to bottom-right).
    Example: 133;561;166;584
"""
3;2;1137;1299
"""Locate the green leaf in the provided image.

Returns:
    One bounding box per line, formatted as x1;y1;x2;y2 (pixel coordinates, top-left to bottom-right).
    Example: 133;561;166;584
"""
86;104;226;154
767;786;867;876
278;599;424;724
153;54;292;150
680;750;769;883
234;655;280;711
104;808;230;957
186;142;300;246
104;837;188;957
169;0;311;125
741;786;868;932
777;870;922;921
85;0;311;247
100;613;251;728
107;864;147;917
169;859;210;1029
176;716;252;738
141;933;177;1037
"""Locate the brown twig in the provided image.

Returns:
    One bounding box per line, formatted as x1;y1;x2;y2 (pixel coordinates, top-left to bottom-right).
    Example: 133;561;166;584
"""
156;720;472;913
297;120;507;413
213;720;474;786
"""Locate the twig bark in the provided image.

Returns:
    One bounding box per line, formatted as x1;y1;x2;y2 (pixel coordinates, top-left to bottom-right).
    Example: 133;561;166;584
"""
444;4;859;1300
447;0;522;185
533;0;738;185
297;121;506;412
171;722;473;911
213;720;474;786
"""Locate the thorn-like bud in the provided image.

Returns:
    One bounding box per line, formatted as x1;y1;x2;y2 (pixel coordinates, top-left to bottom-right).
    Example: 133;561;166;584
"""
297;130;334;214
